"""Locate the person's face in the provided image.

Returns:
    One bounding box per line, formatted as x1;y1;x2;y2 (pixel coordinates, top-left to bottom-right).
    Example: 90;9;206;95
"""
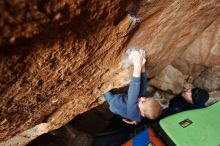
138;97;148;117
182;89;193;103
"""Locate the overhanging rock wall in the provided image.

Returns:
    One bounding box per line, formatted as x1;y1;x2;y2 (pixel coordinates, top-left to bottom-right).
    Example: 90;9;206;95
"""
0;0;220;145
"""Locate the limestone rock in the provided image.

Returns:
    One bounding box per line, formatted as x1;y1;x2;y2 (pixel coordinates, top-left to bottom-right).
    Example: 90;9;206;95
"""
172;17;220;77
0;0;134;143
149;65;187;94
127;0;220;77
193;66;220;91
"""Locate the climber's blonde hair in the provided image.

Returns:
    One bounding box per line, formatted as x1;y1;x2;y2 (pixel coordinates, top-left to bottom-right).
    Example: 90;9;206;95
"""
142;98;162;120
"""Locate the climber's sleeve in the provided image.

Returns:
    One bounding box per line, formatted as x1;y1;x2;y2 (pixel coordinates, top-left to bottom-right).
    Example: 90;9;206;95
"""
127;76;142;122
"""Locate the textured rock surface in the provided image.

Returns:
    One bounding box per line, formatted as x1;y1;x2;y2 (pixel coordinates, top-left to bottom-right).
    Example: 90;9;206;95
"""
0;0;220;145
127;0;220;76
150;17;220;93
148;65;187;94
193;66;220;91
0;0;134;144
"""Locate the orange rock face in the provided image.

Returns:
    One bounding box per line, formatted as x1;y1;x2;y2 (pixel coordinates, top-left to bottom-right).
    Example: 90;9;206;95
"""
0;0;134;143
0;0;220;145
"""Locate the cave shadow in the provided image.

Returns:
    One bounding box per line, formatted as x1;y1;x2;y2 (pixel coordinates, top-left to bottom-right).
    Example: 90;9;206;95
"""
27;102;132;146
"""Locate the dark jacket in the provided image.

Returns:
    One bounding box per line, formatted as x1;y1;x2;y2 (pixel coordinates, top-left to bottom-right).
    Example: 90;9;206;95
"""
161;94;205;118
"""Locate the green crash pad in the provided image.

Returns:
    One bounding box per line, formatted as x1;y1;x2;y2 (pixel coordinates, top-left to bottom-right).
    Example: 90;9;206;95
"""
159;101;220;146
